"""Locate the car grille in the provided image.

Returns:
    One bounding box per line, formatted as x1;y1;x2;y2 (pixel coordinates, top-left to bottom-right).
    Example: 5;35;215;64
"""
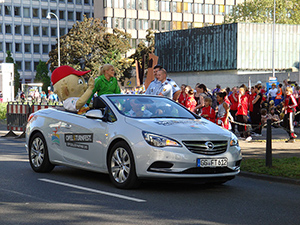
181;167;235;174
182;140;228;155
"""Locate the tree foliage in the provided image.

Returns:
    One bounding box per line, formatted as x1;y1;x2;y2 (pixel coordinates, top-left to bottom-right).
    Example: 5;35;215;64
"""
34;60;50;93
224;0;300;24
5;51;20;97
48;16;132;80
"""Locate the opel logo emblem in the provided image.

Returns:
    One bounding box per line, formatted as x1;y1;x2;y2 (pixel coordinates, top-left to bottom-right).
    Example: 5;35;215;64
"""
205;141;214;150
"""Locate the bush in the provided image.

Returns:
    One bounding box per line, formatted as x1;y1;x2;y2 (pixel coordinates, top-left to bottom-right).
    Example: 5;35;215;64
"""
0;103;7;120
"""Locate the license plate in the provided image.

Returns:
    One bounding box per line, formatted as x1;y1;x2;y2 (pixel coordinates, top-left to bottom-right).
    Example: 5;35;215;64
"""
197;158;228;167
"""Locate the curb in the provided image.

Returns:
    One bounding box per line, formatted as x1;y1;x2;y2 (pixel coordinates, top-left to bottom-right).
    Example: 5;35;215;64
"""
239;171;300;186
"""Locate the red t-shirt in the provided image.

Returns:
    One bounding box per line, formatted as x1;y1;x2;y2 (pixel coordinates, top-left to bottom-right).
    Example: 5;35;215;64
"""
201;106;216;122
248;93;257;112
237;94;248;116
185;96;197;112
228;93;238;110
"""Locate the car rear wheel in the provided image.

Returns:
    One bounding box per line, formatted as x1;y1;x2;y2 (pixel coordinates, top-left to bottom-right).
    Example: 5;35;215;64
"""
29;133;55;173
108;141;140;189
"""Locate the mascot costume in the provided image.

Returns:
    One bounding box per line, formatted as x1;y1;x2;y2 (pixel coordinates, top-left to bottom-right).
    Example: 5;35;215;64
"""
51;65;95;114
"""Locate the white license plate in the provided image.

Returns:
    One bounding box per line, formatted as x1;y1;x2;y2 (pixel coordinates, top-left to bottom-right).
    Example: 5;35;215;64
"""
197;158;228;167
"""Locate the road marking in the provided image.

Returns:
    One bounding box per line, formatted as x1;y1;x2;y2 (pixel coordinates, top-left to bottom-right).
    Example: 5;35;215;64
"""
39;178;146;203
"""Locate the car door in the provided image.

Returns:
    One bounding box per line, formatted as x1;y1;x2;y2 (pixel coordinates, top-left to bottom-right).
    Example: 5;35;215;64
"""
60;110;108;171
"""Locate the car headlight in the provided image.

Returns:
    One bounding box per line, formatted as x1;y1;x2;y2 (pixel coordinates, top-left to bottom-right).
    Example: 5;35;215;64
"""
142;131;182;147
230;134;239;146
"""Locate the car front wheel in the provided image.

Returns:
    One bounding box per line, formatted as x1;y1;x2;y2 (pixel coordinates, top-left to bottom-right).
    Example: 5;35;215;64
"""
108;141;140;189
29;133;55;173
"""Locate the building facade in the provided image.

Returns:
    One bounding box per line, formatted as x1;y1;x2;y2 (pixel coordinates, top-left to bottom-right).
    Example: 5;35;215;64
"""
94;0;244;55
0;0;94;84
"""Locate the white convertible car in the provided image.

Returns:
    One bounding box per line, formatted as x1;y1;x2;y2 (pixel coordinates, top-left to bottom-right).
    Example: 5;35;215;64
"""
26;94;242;189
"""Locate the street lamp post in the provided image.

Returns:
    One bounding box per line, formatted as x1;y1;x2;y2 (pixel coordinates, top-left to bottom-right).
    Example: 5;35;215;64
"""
47;12;60;67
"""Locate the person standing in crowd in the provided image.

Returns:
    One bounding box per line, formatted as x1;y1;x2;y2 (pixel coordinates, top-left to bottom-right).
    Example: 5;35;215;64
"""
212;84;221;95
236;86;252;141
145;64;162;95
201;97;216;122
251;84;263;136
228;86;238;133
283;87;298;143
87;64;121;105
216;91;230;129
178;84;187;106
267;83;278;102
275;83;283;106
184;86;197;112
156;69;173;99
193;84;208;115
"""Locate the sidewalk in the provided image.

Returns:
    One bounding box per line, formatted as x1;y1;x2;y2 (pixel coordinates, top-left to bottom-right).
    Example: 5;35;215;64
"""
238;127;300;159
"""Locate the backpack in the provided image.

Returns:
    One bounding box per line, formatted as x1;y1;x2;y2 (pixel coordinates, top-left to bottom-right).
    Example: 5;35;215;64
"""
207;92;218;110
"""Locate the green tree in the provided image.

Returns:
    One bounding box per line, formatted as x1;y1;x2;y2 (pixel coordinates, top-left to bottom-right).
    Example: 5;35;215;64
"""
224;0;300;24
5;51;20;97
34;60;50;93
48;16;132;80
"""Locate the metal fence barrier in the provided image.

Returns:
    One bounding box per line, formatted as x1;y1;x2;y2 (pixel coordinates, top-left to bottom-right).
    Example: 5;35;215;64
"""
4;102;60;138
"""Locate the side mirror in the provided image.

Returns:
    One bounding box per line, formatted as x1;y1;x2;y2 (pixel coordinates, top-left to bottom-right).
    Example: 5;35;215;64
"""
85;109;104;120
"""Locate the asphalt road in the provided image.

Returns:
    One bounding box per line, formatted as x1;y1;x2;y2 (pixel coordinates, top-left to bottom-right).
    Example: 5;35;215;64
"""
1;137;300;225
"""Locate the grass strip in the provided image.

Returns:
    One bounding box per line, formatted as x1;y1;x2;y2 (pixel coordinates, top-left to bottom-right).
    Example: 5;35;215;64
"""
241;157;300;180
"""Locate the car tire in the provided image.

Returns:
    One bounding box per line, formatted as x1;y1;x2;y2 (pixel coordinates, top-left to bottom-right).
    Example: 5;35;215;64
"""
29;132;55;173
108;141;141;189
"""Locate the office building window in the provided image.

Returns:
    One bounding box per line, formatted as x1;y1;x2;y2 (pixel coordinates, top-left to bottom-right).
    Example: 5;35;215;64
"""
104;0;112;7
84;0;89;4
51;45;56;50
42;44;48;54
24;7;30;18
68;11;74;21
25;43;31;53
33;26;39;36
0;25;2;34
0;42;2;52
205;4;213;15
149;20;159;30
76;0;82;4
25;61;31;71
131;39;136;49
15;25;21;34
51;27;57;37
194;3;203;14
68;0;73;3
60;28;66;36
34;62;40;71
42;9;47;18
126;0;136;9
138;0;148;10
5;25;12;34
225;5;233;14
172;1;182;13
127;18;136;29
59;0;65;2
161;1;170;12
114;0;124;8
6;42;12;51
14;7;21;16
34;44;40;53
76;12;82;21
114;18;124;29
183;3;192;13
149;0;159;11
24;26;31;35
16;61;22;70
33;8;39;18
5;6;12;16
0;6;2;16
15;43;22;52
104;17;112;28
161;21;171;31
59;11;65;20
42;27;48;36
183;22;192;29
139;19;148;30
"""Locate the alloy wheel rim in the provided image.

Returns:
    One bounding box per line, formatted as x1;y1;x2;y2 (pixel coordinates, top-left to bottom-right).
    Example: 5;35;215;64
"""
111;147;131;183
31;137;45;168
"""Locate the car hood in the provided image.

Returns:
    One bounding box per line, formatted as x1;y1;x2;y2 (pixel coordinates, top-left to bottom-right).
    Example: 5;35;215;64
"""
124;117;232;140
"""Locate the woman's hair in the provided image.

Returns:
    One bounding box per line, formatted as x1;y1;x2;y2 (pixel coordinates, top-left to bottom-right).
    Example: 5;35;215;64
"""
216;91;226;99
255;84;262;90
197;84;207;92
286;87;293;93
261;108;267;116
99;64;113;75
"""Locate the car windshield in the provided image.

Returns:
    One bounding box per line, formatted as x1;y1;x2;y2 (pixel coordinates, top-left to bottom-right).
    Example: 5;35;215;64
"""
107;95;197;119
